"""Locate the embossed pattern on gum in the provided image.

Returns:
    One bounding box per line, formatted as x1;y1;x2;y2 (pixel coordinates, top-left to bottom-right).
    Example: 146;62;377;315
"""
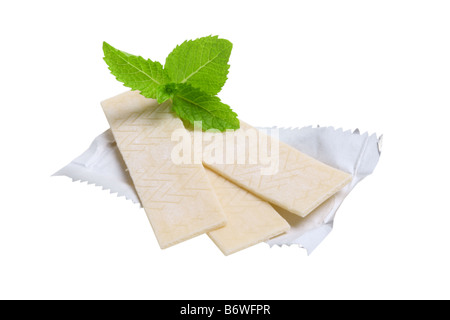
101;91;226;249
206;170;290;255
202;122;353;217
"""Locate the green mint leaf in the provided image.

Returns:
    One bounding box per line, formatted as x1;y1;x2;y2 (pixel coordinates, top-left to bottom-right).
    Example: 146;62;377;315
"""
164;35;232;96
170;83;239;132
103;42;170;99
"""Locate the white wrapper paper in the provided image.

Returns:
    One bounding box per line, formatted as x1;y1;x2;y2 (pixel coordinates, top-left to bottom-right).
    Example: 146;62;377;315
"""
53;126;381;254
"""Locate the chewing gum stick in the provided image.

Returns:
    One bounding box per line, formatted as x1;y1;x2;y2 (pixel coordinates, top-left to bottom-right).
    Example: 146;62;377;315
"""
201;122;352;217
101;91;226;249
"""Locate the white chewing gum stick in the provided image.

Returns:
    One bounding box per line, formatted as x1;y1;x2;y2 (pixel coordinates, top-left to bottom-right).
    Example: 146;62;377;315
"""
206;169;290;255
101;91;226;249
200;122;352;217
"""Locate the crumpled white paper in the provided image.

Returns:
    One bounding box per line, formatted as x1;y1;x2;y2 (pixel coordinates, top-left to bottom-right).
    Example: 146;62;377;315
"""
53;126;381;254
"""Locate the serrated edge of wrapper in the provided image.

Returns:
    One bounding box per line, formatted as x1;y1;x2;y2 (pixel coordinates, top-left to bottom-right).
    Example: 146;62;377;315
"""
52;129;143;206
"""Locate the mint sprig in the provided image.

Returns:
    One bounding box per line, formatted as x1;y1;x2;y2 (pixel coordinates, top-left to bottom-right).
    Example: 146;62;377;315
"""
103;36;239;131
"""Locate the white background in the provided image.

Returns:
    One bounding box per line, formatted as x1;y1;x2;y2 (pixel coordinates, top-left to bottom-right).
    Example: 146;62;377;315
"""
1;0;449;300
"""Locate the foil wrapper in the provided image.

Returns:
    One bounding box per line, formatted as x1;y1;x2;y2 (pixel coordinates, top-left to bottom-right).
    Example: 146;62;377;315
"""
54;126;381;254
